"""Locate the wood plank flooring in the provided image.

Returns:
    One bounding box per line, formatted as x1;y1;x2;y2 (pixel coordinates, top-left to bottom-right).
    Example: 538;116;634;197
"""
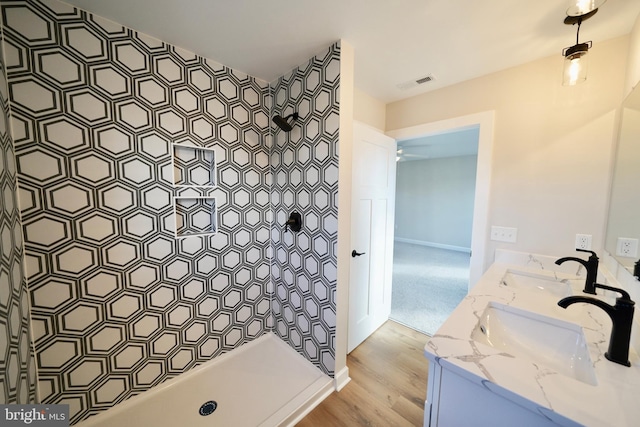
297;320;430;426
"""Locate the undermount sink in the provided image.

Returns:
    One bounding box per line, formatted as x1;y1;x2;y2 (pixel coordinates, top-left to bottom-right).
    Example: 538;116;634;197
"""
500;269;573;299
471;302;597;385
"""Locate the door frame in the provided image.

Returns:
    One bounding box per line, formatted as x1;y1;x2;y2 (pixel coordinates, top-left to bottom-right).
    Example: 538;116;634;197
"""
334;109;494;392
386;110;495;288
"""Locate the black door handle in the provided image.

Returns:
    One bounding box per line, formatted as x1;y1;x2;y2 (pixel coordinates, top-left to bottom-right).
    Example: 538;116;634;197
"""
351;250;365;258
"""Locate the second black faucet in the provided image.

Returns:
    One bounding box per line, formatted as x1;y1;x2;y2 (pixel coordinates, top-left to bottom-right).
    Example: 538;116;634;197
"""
558;283;635;367
555;249;599;294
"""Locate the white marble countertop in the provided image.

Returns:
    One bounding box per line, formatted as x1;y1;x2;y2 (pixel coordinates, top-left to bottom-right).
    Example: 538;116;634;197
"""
424;250;640;427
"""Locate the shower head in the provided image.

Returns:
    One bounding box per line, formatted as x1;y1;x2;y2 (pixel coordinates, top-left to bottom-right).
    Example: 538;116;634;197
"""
272;113;299;132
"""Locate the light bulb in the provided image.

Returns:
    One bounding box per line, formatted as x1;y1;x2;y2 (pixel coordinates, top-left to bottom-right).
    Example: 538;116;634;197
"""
567;0;607;17
562;52;588;86
576;0;594;15
568;58;582;85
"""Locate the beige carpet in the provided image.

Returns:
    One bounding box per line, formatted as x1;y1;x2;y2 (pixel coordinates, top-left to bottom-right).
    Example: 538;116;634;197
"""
390;241;469;335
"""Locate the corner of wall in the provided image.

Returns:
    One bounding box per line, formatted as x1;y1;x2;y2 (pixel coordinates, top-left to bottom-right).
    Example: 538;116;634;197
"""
335;39;354;378
269;41;342;377
353;87;386;131
624;11;640;96
0;17;36;404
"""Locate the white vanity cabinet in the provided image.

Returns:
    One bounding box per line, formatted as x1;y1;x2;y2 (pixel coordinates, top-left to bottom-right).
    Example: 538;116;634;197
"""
424;359;573;427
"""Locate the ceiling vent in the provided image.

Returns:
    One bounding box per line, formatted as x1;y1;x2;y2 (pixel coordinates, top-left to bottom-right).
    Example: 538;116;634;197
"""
396;74;435;90
415;75;434;84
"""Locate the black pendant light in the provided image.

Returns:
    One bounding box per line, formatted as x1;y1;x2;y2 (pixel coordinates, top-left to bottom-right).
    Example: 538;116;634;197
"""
562;8;598;86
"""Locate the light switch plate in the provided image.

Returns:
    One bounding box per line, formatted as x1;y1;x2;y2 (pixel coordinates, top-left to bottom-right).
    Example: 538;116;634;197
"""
490;226;517;243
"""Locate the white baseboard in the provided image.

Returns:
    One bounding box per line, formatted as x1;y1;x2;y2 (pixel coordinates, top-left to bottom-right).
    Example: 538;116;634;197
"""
279;367;350;426
333;366;351;391
279;376;335;427
395;237;471;254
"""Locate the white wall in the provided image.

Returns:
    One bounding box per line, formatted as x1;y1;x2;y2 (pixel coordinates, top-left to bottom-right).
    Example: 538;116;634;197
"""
624;13;640;95
354;87;386;130
387;35;629;261
395;156;477;249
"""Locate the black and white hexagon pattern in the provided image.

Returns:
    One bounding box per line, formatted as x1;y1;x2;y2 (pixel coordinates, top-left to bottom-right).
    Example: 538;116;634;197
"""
1;0;273;422
270;44;340;376
0;28;37;406
0;0;341;423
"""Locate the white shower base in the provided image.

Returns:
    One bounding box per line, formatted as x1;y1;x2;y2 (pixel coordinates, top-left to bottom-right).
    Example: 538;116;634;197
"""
75;333;333;427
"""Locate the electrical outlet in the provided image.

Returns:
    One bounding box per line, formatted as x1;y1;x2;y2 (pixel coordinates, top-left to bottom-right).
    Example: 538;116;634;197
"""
616;237;639;258
490;226;517;243
575;234;592;250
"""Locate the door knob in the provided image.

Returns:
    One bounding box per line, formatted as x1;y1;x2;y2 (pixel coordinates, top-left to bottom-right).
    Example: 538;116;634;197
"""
351;250;365;257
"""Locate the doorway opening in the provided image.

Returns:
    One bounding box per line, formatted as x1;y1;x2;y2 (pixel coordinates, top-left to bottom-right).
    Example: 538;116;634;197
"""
390;127;479;334
386;111;495;333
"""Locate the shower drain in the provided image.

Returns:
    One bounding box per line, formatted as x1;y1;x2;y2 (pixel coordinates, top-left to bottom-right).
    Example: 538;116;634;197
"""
199;401;218;416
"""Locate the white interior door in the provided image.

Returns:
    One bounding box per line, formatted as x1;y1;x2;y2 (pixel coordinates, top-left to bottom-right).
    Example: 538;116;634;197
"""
348;122;397;353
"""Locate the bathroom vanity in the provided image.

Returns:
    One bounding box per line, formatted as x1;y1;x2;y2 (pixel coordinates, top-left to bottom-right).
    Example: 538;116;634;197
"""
424;250;640;427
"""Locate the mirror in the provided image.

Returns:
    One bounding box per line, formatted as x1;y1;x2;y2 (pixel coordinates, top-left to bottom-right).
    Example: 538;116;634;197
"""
605;84;640;273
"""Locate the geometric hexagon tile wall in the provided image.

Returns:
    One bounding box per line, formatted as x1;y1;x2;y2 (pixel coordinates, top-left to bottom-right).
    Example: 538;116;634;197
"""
270;44;340;376
0;32;37;406
2;0;275;422
0;0;341;423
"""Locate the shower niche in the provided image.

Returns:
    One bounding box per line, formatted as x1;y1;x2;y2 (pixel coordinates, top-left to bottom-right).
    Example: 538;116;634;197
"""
172;144;218;238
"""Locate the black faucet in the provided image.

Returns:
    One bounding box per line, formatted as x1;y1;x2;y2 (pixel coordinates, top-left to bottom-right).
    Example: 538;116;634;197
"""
555;249;598;294
558;283;635;367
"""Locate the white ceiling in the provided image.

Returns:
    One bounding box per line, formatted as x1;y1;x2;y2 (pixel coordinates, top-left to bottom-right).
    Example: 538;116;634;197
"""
61;0;640;103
